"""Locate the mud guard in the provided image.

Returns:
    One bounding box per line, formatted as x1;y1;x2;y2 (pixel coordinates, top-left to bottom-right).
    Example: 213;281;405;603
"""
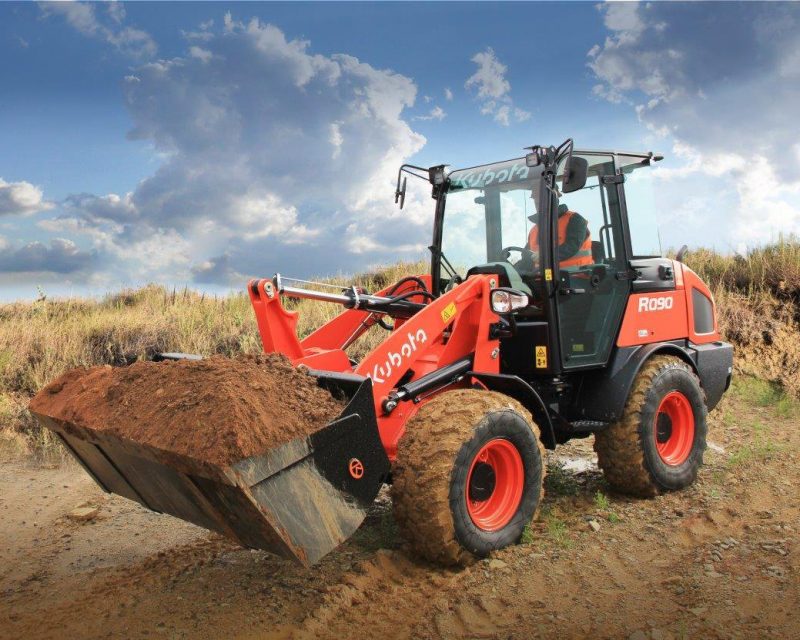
574;340;733;423
30;374;390;567
468;371;557;449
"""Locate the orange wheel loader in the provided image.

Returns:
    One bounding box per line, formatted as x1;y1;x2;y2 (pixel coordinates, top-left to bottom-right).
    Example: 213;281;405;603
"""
31;139;733;566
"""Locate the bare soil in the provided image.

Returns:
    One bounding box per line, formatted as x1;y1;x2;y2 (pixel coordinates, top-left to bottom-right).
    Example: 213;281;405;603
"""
28;354;343;467
2;382;798;640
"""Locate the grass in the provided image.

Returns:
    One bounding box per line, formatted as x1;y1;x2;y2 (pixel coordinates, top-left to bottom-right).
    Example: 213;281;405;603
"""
711;379;790;479
544;461;581;497
544;511;572;548
732;376;798;418
520;523;535;545
593;491;610;511
4;238;800;457
683;236;800;301
593;490;620;523
684;240;800;398
0;261;425;454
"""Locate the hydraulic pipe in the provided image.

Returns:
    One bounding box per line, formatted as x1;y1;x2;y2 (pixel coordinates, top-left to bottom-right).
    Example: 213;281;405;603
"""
277;284;393;307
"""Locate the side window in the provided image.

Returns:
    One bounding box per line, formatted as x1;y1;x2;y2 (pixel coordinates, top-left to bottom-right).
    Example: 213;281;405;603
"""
556;155;622;267
620;157;662;258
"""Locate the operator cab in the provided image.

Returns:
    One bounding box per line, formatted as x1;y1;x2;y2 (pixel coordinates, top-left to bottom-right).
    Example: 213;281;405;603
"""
428;146;665;374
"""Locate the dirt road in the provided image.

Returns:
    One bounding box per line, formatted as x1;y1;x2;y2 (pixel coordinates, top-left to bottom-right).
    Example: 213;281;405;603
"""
1;380;797;640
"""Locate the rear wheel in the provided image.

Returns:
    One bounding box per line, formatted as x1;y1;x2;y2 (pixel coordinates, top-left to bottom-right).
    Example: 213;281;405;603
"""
392;389;545;565
594;355;707;497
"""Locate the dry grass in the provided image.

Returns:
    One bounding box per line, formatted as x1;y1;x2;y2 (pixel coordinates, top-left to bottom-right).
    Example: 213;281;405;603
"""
3;239;800;458
683;238;800;396
0;261;425;456
683;237;800;301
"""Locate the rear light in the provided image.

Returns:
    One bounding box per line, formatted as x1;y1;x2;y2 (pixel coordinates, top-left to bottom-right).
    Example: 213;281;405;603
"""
490;288;529;314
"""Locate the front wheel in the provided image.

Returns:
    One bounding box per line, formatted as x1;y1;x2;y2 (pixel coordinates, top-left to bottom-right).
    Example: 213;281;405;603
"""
392;390;545;565
594;355;707;497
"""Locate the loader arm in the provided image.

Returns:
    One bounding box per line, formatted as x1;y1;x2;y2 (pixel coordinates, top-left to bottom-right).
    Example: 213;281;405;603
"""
248;273;503;460
355;274;501;458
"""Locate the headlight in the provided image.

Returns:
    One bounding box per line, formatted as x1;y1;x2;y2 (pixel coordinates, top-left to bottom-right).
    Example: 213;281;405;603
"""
490;288;529;314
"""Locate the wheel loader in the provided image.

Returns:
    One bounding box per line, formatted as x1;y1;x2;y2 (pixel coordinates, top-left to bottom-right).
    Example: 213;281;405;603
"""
30;139;733;566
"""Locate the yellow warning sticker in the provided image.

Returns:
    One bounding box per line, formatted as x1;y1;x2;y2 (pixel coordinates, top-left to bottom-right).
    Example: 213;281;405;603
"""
441;302;457;324
544;268;553;281
535;346;547;368
572;343;585;352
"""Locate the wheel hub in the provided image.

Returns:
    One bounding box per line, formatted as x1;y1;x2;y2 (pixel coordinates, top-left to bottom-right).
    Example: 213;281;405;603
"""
654;391;695;466
656;413;673;443
465;438;524;532
468;462;496;501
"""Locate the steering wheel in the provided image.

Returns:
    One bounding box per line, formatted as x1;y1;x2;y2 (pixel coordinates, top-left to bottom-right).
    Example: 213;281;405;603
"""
501;246;533;261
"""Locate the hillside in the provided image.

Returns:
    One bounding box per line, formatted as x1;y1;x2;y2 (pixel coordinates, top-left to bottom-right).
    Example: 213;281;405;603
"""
2;243;800;456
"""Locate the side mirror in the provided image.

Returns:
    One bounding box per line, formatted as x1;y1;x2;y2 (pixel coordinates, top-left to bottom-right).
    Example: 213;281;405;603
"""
562;156;588;194
394;175;407;209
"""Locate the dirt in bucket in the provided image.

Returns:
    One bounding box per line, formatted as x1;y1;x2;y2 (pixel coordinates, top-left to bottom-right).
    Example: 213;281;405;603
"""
29;354;345;467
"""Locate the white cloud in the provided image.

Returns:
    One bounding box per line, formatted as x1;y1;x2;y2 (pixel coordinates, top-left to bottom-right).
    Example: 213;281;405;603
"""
0;177;53;216
0;237;94;274
188;46;213;63
444;87;453;101
40;1;157;58
191;253;246;285
464;47;530;127
589;2;800;250
414;106;446;122
41;17;429;285
107;0;125;24
465;48;510;100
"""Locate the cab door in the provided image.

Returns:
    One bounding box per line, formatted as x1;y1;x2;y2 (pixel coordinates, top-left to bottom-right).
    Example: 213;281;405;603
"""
554;153;630;369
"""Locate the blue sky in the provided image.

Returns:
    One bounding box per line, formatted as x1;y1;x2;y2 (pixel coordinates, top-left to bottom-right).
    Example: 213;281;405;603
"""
1;2;799;300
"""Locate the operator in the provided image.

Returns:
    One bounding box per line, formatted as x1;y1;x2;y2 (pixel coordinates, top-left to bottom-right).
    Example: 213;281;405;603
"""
527;204;593;269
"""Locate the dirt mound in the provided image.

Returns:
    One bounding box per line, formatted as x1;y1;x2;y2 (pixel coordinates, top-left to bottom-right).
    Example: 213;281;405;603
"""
716;291;800;396
29;354;344;467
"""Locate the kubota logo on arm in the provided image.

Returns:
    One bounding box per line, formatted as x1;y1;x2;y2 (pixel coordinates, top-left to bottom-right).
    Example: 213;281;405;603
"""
638;295;674;313
368;329;428;384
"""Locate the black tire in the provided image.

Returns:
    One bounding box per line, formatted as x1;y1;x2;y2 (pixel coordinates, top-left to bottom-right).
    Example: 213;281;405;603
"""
392;390;545;565
594;355;707;497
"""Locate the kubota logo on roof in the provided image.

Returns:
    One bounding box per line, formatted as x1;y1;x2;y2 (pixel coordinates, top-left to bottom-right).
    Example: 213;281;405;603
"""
368;329;428;384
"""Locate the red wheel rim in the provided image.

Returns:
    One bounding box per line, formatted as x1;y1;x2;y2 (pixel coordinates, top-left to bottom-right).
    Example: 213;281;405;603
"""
654;391;695;466
465;438;524;531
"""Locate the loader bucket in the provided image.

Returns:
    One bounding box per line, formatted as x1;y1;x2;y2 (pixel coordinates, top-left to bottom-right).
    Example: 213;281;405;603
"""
29;373;390;566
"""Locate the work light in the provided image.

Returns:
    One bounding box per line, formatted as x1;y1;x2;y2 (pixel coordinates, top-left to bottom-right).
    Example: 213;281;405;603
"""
490;288;529;313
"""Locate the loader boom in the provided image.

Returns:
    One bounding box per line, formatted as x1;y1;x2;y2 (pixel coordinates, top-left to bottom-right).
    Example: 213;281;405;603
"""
248;273;503;459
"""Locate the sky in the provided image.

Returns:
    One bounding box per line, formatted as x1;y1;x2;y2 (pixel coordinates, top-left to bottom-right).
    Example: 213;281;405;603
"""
1;1;799;301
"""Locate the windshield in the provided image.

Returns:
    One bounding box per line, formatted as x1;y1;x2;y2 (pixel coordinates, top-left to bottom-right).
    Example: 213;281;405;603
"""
441;158;543;290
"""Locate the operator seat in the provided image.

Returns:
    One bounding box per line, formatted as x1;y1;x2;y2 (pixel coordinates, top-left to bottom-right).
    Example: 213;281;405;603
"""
466;262;532;296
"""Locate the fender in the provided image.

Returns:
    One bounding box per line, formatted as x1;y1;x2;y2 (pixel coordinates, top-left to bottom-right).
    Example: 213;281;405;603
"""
573;341;699;423
468;371;557;450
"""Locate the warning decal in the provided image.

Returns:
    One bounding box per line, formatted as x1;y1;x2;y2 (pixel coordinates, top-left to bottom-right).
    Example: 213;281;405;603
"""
441;302;457;324
535;346;547;368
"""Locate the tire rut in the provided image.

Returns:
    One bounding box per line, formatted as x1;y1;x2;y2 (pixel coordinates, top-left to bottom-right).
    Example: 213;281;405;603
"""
291;549;468;640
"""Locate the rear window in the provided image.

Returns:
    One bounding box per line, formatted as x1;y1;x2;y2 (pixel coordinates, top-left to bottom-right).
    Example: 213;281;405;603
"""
692;288;714;334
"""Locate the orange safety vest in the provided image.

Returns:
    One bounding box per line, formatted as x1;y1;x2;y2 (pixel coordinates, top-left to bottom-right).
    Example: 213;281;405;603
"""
528;211;593;269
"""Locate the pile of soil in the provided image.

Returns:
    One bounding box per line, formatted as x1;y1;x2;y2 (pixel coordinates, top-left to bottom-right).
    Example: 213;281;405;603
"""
29;354;345;467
